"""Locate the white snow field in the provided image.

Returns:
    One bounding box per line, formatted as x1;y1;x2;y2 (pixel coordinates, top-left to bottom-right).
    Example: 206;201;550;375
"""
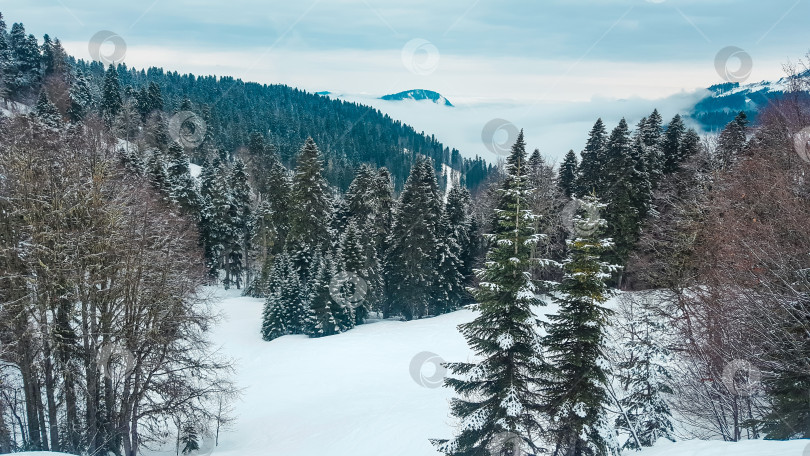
6;289;808;456
194;288;809;456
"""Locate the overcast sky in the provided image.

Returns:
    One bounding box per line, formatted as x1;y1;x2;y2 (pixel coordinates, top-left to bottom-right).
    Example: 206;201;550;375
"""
2;0;808;160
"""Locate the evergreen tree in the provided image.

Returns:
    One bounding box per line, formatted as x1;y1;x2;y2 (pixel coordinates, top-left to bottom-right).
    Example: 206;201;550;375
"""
716;112;748;169
541;195;619;456
147;149;171;196
8;23;41;96
558;149;579;197
229;159;253;289
372;167;395;260
384;157;442;320
602;119;649;270
33;91;60;128
576;118;608;197
180;423;200;455
261;251;308;341
303;252;340;337
101;64;122;126
444;186;475;286
434;130;547;456
614;299;675;450
335;220;368;325
166;141;201;214
288;137;333;277
639;110;664;187
200;160;237;282
661;114;685;174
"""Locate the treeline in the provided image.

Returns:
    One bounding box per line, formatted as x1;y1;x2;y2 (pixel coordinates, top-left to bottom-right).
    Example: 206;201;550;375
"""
0;12;496;192
0;111;235;455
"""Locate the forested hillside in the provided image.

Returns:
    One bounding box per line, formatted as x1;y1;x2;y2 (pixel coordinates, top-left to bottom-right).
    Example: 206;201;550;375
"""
0;16;493;192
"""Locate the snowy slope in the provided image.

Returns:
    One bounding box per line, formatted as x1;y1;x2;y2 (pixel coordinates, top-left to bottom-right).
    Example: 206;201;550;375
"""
204;288;475;456
7;291;806;456
186;289;807;456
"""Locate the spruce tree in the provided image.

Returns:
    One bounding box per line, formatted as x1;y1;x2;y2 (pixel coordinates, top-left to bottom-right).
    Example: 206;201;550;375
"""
288;137;333;278
602;119;648;270
383;157;442;320
101;64;122;126
541;195;619;456
444;186;475;286
229;159;253;289
33;91;61;128
716;112;748;169
166;141;201;214
261;251;308;341
558;149;579;198
303;252;342;337
371;167;395;261
614;298;675;450
576;118;608;197
661;114;685;174
639;110;664;187
434;130;547;456
335;220;369;325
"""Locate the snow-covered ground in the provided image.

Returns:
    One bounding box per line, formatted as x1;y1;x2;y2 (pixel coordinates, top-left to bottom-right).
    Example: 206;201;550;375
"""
6;289;807;456
181;288;808;456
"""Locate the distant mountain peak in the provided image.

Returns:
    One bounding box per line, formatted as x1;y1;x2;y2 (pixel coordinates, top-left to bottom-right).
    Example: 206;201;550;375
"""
380;89;453;107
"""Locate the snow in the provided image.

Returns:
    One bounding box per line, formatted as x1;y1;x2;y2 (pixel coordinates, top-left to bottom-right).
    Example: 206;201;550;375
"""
8;290;807;456
189;163;202;179
635;438;809;456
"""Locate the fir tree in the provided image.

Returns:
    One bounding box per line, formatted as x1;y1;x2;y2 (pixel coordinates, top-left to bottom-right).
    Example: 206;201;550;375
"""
558;149;579;198
541;195;619;456
229;159;253;289
371;167;395;260
602;119;649;270
303;252;340;337
613;298;675;450
101;64;122;126
434;130;548;456
716;112;748;169
576;118;608;197
147;150;171;196
180;423;200;455
336;220;368;325
639;110;664;187
444;186;475;286
288;137;333;277
166;141;201;214
33;91;60;128
261;251;308;341
384;157;442;320
661;114;685;174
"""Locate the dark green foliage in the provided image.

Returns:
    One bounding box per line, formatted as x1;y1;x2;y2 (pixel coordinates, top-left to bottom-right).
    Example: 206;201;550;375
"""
661;114;685;174
602;119;650;269
288;137;333;277
558;149;578;197
180;423;200;455
434;131;547;456
261;251;308;341
542;195;618;456
101;64;122;126
716;111;748;169
576;118;609;197
383;157;442;320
